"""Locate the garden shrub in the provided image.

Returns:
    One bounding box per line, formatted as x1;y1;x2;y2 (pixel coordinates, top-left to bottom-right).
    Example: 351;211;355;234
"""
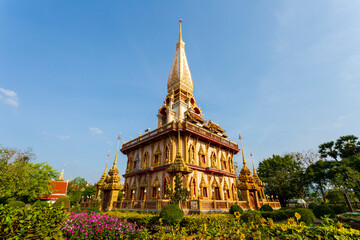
240;211;262;224
229;204;243;215
330;205;349;214
53;195;70;209
33;200;49;207
293;208;315;225
109;211;158;229
313;204;335;218
260;204;273;212
71;204;81;213
308;202;318;210
160;204;184;226
7;200;26;208
0;203;68;239
181;214;232;235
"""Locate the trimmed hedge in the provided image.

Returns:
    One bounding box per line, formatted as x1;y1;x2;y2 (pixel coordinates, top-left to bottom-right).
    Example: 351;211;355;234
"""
7;201;26;208
313;204;335;219
260;204;273;212
330;205;349;214
240;211;262;224
308;202;318;210
229;204;244;215
53;196;70;209
160;204;184;226
260;208;315;225
0;204;69;239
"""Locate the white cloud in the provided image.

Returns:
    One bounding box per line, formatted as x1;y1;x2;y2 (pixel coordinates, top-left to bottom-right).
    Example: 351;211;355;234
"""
89;127;103;135
0;87;18;107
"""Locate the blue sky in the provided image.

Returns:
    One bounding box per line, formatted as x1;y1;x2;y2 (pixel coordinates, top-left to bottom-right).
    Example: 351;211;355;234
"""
1;1;359;183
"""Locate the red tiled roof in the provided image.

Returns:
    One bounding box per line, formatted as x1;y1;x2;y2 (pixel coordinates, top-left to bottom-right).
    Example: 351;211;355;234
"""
41;181;68;200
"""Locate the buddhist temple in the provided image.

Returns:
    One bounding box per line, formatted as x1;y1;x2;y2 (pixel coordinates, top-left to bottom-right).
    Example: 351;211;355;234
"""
88;20;280;212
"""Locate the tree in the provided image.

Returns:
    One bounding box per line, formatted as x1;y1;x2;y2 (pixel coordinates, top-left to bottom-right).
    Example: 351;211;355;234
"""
67;177;96;205
0;146;58;204
257;154;307;206
166;173;190;205
304;160;333;202
319;135;360;161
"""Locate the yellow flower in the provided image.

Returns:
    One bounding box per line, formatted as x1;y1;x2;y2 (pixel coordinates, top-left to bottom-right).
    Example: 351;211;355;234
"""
240;233;246;240
317;235;321;240
336;222;343;229
295;212;301;220
234;212;241;218
295;228;303;233
261;218;266;224
204;223;207;231
268;219;274;227
300;222;306;227
159;218;162;223
288;218;295;226
281;224;287;231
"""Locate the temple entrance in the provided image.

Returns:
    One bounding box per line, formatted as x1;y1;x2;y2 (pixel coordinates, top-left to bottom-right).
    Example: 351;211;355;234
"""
102;190;110;210
139;187;145;200
215;187;221;200
249;192;255;209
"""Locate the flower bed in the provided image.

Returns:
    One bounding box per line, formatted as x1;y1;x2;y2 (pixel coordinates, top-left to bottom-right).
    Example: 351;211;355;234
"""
62;212;146;239
337;212;360;223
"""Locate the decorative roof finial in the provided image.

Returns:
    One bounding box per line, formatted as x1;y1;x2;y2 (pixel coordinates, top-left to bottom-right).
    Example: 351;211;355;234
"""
113;134;121;166
250;152;257;175
58;161;67;181
179;19;183;42
104;152;109;174
239;134;247;166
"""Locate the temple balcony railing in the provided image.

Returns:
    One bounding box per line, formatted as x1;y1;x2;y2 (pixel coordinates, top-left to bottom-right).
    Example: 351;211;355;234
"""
121;121;239;152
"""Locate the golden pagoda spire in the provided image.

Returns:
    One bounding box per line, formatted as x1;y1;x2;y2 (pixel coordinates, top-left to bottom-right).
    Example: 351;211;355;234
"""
250;152;257;176
103;152;109;174
113;134;121;166
239;134;247;166
178;19;183;42
167;19;193;95
58;161;67;181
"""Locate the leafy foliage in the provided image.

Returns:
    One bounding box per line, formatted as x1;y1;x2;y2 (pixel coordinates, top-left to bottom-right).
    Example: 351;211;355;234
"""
166;173;190;204
240;211;262;224
7;201;26;208
308;202;318;210
257;154;307;206
229;204;243;215
329;205;349;214
53;195;70;209
313;204;335;219
0;203;68;239
260;204;273;212
0;146;58;204
159;204;184;226
67;176;96;206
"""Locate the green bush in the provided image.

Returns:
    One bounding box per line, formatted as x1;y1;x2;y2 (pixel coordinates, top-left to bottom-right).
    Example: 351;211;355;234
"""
160;204;184;226
53;196;70;209
313;204;335;219
181;214;232;235
33;200;49;207
108;211;158;229
7;201;26;208
229;204;243;215
330;205;349;214
260;204;273;212
71;205;81;213
293;208;315;225
308;202;318;210
0;204;69;239
240;211;261;224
